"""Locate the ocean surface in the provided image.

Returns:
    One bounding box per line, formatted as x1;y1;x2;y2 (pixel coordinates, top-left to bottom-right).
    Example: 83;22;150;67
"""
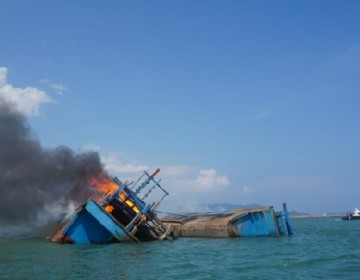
1;217;359;279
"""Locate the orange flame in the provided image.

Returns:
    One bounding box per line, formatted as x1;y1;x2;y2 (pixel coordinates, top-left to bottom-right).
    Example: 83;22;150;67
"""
88;173;142;215
104;205;115;213
89;173;119;196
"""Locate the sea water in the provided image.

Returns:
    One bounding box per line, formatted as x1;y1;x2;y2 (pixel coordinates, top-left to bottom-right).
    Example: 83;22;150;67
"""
0;218;359;279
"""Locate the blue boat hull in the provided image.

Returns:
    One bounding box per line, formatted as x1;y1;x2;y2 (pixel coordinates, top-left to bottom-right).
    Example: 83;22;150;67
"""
61;199;137;244
232;208;280;237
48;170;173;244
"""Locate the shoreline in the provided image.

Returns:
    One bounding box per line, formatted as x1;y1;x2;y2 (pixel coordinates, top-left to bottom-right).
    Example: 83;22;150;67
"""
290;214;345;219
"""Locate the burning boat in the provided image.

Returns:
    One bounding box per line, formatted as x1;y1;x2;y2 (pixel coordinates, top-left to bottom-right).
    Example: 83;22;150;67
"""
47;169;173;244
47;167;293;243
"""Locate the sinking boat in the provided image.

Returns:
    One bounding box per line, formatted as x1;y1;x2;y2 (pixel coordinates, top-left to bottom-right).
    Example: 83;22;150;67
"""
47;168;294;243
47;169;173;244
342;208;360;221
161;203;293;238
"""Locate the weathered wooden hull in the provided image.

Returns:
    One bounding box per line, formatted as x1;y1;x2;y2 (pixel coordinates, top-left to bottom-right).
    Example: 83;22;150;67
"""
161;204;292;238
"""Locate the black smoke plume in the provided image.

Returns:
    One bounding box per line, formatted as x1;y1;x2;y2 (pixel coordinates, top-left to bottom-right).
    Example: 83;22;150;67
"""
0;99;104;234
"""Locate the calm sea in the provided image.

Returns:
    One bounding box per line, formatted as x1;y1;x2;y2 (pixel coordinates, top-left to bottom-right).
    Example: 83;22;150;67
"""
0;217;359;279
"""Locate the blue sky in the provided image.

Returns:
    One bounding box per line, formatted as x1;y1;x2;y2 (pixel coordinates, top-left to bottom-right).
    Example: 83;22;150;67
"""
1;0;360;214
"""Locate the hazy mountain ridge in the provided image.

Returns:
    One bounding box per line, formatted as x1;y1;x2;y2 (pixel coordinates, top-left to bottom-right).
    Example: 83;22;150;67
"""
205;204;311;216
204;203;263;212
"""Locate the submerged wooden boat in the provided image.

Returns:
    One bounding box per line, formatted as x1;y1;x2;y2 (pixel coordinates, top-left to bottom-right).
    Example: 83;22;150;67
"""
47;169;173;244
47;167;293;243
161;203;293;238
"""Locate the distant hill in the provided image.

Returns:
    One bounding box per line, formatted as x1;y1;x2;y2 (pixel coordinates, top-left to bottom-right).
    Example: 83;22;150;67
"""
289;210;310;216
204;203;263;212
205;204;311;216
165;202;343;216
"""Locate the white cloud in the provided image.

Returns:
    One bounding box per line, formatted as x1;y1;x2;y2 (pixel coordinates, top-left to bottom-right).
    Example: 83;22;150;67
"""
39;78;68;95
83;143;102;152
97;150;230;195
52;84;68;95
195;169;230;189
81;148;231;210
0;67;52;116
242;186;255;194
144;166;230;212
0;67;7;87
102;152;149;175
161;167;230;195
